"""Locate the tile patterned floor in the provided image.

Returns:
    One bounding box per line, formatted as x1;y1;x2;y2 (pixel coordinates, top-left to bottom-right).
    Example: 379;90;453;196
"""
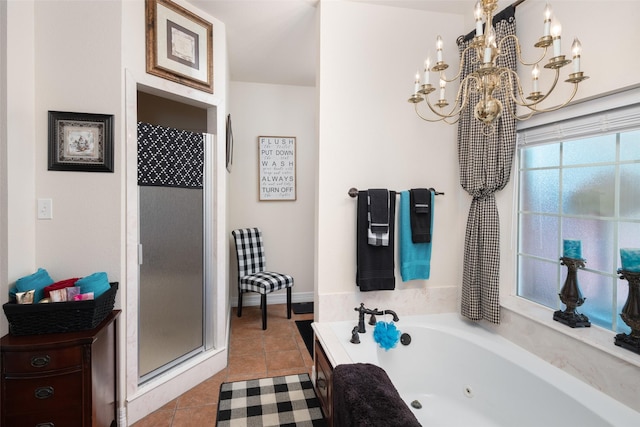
131;304;314;427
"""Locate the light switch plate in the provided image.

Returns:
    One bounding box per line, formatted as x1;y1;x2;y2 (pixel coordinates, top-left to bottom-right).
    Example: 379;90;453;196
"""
37;198;53;220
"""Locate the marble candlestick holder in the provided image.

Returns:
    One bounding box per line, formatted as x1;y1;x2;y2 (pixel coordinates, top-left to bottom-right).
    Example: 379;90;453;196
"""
553;257;591;328
615;269;640;355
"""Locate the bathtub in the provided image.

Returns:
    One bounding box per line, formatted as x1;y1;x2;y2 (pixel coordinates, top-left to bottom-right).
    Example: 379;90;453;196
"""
312;313;640;427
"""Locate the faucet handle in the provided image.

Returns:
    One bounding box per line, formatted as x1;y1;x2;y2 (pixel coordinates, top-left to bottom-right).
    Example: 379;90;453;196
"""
368;313;377;325
350;326;361;344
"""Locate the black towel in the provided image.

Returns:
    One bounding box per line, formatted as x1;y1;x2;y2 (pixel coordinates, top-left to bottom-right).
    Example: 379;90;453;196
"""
333;363;421;427
357;190;395;291
410;188;432;243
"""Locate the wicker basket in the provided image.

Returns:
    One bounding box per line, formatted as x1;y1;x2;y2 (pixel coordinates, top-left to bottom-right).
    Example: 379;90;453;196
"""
3;282;118;336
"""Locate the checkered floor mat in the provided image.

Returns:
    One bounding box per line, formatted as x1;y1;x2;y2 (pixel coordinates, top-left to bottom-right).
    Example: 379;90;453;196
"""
216;373;326;427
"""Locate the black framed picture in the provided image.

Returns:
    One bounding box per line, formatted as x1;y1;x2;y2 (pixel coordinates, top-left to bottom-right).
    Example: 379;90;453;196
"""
48;111;114;172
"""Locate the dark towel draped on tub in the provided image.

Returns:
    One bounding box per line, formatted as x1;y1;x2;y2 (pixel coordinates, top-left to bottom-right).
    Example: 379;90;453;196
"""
357;190;396;291
333;363;421;427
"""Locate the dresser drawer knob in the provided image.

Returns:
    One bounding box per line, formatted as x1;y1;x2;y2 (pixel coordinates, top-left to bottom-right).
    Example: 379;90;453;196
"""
30;355;51;368
34;386;54;399
36;423;55;427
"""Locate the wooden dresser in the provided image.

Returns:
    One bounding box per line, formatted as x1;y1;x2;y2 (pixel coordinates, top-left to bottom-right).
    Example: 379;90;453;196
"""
1;310;120;427
314;338;333;426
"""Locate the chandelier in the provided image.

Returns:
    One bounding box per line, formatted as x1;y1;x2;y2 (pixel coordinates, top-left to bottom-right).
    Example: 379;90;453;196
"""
408;0;588;131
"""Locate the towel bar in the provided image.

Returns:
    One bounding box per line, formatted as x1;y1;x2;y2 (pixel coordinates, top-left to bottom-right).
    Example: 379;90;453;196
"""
348;187;444;198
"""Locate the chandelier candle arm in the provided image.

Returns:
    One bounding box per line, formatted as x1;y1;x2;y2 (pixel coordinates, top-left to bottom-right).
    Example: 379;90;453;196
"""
475;1;484;36
439;79;446;101
503;68;581;118
508;66;561;106
531;64;540;94
551;20;562;57
408;0;588;131
419;77;475;121
543;2;552;36
438;44;478;84
413;102;462;125
433;76;476;117
500;34;550;67
571;38;582;73
521;82;580;114
423;58;431;86
414;103;456;123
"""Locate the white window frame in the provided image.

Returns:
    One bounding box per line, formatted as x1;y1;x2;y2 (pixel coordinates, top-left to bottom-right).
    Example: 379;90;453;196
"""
499;85;640;366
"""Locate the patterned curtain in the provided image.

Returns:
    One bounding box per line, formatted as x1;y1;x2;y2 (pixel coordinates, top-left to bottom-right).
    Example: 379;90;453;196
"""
457;6;517;324
137;122;204;189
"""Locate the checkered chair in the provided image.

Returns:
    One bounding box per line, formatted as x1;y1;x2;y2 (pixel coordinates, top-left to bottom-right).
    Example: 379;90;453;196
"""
231;228;294;330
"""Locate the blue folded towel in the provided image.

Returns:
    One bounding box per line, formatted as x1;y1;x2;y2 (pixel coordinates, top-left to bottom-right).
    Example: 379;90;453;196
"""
13;268;54;302
399;191;433;281
76;272;111;298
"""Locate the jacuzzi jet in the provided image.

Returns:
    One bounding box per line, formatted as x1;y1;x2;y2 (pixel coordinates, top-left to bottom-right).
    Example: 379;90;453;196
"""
464;386;474;398
400;333;412;346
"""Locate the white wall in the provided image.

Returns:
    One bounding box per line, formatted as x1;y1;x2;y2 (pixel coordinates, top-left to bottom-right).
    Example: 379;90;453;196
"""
315;1;467;321
121;0;229;424
494;0;640;412
1;0;37;337
33;0;122;282
3;0;639;420
0;0;6;312
1;0;230;424
1;0;122;325
228;81;316;304
514;0;640;107
315;0;640;414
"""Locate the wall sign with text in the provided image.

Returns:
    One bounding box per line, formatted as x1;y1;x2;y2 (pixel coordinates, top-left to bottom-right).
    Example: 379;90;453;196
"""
258;136;296;201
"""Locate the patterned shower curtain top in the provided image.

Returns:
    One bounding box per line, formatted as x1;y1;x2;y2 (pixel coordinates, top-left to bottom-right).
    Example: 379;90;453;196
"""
456;6;518;324
459;5;515;43
137;122;204;189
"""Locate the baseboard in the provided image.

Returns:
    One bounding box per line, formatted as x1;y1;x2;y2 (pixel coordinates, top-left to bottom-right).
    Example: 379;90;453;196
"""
231;291;314;307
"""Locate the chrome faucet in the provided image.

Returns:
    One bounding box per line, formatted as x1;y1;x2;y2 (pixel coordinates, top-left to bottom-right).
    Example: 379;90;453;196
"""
354;303;399;333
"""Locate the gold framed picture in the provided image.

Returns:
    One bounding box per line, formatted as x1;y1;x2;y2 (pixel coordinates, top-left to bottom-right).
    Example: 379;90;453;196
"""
145;0;213;93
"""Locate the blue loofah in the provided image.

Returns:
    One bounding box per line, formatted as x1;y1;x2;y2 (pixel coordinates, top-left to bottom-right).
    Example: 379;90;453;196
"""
373;321;401;351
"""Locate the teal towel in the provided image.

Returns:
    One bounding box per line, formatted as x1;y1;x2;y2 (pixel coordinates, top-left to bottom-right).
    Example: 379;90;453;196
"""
14;268;54;302
76;272;111;298
400;191;433;281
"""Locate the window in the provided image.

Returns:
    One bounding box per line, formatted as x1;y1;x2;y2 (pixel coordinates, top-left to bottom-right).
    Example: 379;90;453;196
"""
517;102;640;334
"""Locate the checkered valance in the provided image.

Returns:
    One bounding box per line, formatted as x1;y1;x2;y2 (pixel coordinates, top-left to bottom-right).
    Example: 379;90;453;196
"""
137;122;204;189
457;6;517;324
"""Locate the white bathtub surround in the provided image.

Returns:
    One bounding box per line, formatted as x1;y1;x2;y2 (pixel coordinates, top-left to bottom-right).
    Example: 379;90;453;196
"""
316;286;458;322
313;313;640;426
492;298;640;414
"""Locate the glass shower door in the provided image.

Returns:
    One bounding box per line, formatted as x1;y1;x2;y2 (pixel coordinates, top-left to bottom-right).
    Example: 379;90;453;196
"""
138;186;203;378
137;122;207;380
